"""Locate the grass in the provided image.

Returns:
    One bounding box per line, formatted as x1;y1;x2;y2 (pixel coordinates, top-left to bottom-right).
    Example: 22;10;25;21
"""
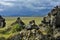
4;17;43;26
0;17;43;40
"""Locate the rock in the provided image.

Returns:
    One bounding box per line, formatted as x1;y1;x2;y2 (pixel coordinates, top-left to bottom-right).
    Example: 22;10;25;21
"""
0;15;6;28
40;5;60;40
26;20;39;30
56;36;60;40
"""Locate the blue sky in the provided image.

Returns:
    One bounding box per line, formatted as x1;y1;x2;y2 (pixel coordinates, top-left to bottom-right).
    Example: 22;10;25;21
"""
0;0;60;16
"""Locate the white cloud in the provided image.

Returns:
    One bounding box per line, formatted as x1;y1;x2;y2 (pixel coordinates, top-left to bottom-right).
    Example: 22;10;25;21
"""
0;2;14;7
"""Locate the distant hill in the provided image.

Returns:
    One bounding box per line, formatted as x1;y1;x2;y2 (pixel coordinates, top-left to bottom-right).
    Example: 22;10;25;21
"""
0;7;51;17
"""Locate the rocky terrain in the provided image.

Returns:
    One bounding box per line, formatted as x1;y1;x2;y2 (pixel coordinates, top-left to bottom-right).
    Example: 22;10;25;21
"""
0;6;60;40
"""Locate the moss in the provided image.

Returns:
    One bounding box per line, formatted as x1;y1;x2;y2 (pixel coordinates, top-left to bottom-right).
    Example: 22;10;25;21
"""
0;37;6;40
0;24;22;40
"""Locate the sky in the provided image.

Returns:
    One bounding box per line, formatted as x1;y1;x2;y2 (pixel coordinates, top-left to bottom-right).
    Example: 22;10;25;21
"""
0;0;60;16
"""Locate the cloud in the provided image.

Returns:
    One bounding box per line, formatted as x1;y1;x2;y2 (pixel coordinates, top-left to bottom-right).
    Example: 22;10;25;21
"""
0;0;17;1
0;1;14;7
0;9;4;11
0;0;60;11
15;0;60;10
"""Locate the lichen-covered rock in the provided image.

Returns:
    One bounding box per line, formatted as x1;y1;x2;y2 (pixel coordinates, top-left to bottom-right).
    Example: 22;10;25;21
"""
41;5;60;39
